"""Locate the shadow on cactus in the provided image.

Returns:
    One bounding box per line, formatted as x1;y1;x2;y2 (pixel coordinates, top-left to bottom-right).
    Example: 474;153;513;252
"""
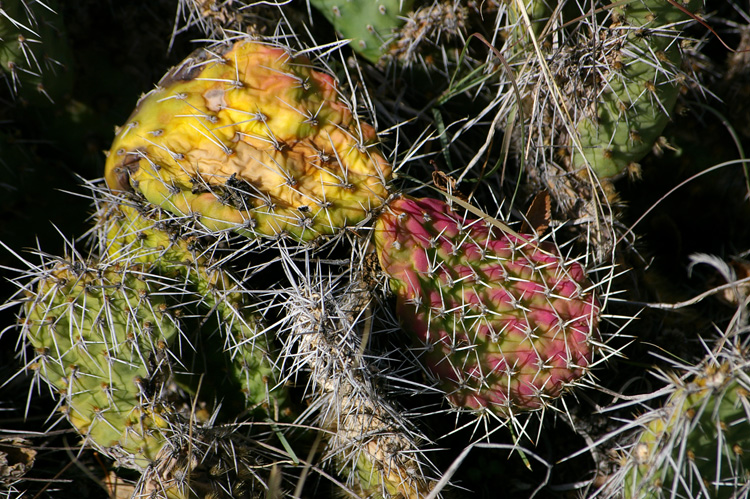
502;0;704;257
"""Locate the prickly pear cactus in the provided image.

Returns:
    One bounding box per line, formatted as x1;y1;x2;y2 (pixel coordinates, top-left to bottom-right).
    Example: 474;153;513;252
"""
18;205;300;496
309;0;414;64
503;0;704;258
21;260;179;470
373;196;600;418
100;198;293;421
570;0;703;178
104;40;392;244
615;353;750;499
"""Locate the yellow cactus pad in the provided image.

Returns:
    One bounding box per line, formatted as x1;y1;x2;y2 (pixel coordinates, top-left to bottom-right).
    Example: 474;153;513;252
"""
105;40;392;242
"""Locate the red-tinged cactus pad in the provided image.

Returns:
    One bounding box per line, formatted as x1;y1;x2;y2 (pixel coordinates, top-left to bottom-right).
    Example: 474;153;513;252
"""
373;196;600;417
104;39;392;243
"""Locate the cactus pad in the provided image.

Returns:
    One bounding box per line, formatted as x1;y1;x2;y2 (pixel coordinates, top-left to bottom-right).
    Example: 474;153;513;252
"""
374;196;600;418
22;261;179;469
101;200;292;420
571;0;702;178
310;0;414;64
622;360;750;498
104;40;392;243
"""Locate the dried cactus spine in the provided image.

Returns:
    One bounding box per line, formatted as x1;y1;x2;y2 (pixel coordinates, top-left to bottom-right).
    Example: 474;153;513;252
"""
387;1;470;67
282;262;436;497
373;196;600;418
104;40;392;244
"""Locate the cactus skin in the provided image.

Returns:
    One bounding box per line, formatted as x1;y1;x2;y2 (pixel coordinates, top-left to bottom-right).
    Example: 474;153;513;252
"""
101;199;293;421
621;361;750;499
0;0;72;102
349;439;429;499
373;196;600;418
309;0;414;64
104;40;392;244
22;261;179;470
571;0;702;178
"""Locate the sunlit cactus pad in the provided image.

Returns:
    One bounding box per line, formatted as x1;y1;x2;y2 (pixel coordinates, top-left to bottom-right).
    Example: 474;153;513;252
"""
374;196;600;417
309;0;413;63
105;40;392;243
21;260;178;470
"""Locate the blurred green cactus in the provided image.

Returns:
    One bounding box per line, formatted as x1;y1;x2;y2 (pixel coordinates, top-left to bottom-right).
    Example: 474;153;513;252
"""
0;0;72;103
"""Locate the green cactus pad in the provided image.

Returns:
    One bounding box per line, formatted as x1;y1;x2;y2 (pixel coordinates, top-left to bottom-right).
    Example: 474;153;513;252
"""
23;261;179;469
623;361;750;498
102;200;292;421
571;0;702;178
310;0;414;63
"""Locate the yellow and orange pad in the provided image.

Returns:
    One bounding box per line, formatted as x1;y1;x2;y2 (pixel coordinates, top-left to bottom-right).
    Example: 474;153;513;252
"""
105;40;392;243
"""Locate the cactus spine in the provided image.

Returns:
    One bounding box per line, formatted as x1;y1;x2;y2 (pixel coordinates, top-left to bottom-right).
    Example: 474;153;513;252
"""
280;255;437;498
0;0;72;102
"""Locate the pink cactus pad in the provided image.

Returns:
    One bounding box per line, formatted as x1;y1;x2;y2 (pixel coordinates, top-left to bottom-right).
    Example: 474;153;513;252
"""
374;196;600;418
